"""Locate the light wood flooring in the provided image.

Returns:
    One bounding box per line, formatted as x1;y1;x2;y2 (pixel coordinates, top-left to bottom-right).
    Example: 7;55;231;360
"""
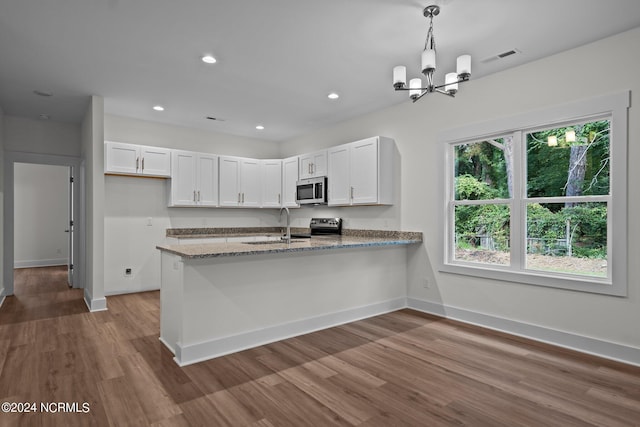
1;266;639;426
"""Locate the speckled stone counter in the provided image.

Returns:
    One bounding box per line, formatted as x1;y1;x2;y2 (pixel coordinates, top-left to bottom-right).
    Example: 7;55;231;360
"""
157;229;422;259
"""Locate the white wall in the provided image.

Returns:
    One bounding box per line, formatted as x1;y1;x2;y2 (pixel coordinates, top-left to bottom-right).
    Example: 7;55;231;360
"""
14;163;68;267
280;28;640;355
3;115;81;156
81;96;106;311
103;115;285;294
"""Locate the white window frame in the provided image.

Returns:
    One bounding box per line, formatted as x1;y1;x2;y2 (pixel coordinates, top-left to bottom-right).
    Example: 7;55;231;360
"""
438;92;629;296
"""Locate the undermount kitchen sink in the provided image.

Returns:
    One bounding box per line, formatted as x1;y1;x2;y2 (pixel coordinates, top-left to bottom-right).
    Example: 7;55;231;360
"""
243;239;308;245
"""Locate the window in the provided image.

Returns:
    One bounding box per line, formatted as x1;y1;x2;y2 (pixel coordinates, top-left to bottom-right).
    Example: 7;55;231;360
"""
439;92;629;296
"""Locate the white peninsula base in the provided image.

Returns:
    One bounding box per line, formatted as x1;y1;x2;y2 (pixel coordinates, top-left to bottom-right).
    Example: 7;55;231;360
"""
160;246;409;366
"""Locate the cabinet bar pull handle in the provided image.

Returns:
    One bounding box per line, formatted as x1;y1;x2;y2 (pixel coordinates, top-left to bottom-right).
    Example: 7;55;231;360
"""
197;191;201;202
141;157;145;171
238;193;241;203
242;193;245;203
136;157;139;171
193;190;196;202
350;186;354;200
278;193;281;204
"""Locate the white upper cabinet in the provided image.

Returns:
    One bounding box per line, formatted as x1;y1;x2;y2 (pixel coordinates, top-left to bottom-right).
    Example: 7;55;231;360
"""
282;156;299;208
169;150;218;207
327;145;351;205
299;150;327;179
219;156;262;207
327;136;394;206
105;141;171;177
262;159;283;208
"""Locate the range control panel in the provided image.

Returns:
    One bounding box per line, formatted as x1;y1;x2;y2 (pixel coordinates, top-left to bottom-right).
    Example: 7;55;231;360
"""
310;218;342;235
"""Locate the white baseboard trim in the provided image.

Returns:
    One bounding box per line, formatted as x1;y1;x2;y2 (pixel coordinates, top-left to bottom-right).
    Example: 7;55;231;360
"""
105;285;160;296
173;297;407;366
0;293;5;308
83;294;108;312
14;259;68;269
407;297;640;367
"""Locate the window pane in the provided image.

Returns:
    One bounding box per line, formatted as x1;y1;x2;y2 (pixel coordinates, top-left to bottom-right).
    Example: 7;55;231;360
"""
454;138;512;200
454;204;510;265
527;120;610;198
526;202;607;277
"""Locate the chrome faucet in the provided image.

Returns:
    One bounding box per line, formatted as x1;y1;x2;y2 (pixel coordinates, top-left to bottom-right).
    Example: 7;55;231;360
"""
279;206;291;243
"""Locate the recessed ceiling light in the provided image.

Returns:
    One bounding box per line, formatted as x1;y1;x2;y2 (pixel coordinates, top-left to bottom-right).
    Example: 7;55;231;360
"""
327;92;340;100
256;125;265;130
153;105;165;111
202;55;217;64
33;90;53;97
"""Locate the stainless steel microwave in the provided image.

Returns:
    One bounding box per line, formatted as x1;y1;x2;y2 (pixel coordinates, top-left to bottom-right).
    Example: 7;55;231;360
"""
296;176;327;205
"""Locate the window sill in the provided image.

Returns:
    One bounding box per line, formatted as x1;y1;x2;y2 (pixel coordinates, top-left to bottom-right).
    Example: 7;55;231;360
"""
439;262;625;297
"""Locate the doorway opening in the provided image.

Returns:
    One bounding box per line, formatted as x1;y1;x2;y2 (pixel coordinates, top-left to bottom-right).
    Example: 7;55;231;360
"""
13;163;74;286
2;152;85;298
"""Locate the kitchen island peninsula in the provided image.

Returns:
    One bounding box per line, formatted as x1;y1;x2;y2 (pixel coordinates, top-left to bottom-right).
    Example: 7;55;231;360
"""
157;228;422;366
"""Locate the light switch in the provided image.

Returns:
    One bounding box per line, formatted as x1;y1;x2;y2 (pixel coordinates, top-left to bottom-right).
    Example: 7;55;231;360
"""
146;217;153;226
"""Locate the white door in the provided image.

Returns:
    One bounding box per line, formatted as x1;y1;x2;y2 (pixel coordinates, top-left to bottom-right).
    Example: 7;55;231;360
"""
171;151;197;206
327;144;351;205
240;158;261;207
197;153;218;206
140;146;171;177
282;156;299;208
105;142;139;174
219;156;241;206
262;159;282;208
350;137;379;204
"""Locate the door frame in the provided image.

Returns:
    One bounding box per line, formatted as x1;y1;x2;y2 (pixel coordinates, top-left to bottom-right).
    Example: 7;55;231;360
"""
3;151;85;296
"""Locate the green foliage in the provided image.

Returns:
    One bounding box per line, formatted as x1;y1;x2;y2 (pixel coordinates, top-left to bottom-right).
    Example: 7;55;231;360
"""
527;120;610;201
455;140;510;199
455;174;499;200
455;175;607;259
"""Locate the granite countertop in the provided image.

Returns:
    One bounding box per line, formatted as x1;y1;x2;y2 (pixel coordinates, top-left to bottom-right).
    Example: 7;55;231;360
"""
157;228;423;259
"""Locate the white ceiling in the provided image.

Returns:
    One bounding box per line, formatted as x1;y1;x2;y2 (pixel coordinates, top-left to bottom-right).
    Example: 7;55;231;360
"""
1;0;640;142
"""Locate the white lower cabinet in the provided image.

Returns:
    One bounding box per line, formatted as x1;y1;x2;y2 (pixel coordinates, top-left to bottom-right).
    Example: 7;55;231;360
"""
327;136;394;206
169;151;218;207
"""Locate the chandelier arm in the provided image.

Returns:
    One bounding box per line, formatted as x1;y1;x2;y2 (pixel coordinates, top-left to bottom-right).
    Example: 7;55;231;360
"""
434;88;455;98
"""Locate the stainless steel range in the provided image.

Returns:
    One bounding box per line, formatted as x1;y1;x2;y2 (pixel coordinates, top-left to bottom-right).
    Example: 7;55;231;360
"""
310;218;342;235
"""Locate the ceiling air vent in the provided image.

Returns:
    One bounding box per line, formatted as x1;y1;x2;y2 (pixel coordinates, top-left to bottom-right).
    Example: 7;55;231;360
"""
481;49;521;63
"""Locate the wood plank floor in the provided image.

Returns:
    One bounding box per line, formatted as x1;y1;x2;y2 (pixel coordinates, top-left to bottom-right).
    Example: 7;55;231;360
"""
1;266;639;426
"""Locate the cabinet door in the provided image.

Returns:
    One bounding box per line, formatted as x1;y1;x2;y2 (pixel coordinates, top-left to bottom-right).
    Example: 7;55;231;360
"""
282;156;299;208
327;144;351;205
299;150;327;179
197;154;218;206
311;150;327;177
219;156;241;207
105;141;139;174
170;151;197;206
299;154;313;179
140;146;171;177
262;159;282;208
350;137;379;204
240;158;261;207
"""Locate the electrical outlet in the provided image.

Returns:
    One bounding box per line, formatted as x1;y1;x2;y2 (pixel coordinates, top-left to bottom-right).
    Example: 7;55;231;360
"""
124;267;132;277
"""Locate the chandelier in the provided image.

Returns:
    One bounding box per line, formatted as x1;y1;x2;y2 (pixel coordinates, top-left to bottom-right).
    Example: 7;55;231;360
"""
392;5;471;102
